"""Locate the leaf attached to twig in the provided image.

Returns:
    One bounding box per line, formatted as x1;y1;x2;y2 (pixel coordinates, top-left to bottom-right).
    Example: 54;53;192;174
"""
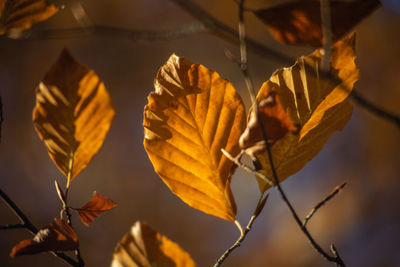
111;221;196;267
77;191;117;226
10;218;78;257
255;0;381;46
143;54;246;221
33;49;115;180
0;0;58;36
240;33;359;191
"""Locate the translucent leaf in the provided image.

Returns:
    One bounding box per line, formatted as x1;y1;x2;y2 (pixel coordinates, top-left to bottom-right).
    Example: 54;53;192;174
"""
10;218;78;257
77;191;117;226
240;33;359;191
111;221;196;267
143;54;246;221
33;49;115;180
0;0;58;35
255;0;380;46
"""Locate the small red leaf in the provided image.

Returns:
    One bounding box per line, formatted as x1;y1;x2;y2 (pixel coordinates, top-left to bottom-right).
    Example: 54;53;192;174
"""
255;0;381;46
77;191;117;226
10;218;78;257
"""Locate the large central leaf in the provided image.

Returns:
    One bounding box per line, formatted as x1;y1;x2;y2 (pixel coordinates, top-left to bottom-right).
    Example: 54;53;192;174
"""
143;54;246;221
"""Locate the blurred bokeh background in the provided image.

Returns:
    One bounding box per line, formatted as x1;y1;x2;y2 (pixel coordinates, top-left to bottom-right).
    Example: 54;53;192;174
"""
1;0;399;266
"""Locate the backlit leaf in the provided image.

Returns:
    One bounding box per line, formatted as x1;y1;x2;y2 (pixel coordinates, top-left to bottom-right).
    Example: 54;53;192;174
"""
10;218;78;257
240;33;359;191
77;191;117;226
255;0;380;46
33;49;115;180
143;54;246;221
0;0;58;35
111;221;196;267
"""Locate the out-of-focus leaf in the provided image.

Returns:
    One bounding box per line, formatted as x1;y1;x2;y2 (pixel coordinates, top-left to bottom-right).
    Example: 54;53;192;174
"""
255;0;381;46
240;33;359;191
77;191;117;226
111;221;196;267
0;0;58;35
143;54;246;221
10;218;78;257
33;49;115;180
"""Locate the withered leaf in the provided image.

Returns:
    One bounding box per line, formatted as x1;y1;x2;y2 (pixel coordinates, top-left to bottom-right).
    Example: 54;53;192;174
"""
143;54;246;221
33;49;115;180
77;191;117;226
240;33;359;192
10;218;78;257
255;0;381;46
0;0;58;36
111;221;196;267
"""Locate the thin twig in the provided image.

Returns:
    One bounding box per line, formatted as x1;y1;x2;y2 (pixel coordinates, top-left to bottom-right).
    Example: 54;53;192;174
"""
351;90;400;129
234;1;346;266
0;188;78;266
221;149;274;187
303;182;347;227
320;0;332;73
214;194;269;267
5;23;210;41
0;224;26;230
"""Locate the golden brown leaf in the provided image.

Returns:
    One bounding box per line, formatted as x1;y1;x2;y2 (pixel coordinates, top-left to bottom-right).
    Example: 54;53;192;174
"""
33;49;115;180
10;218;78;257
255;0;381;46
111;221;196;267
77;191;117;226
240;33;359;191
0;0;58;35
143;54;246;221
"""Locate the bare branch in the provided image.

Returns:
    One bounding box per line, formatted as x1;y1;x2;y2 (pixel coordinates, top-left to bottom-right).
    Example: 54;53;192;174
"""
0;188;79;266
214;193;269;267
303;182;347;227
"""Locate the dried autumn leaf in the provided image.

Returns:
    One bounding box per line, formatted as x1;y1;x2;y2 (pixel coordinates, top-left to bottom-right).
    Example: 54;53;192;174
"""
143;54;246;221
77;191;117;226
240;33;359;191
10;218;78;257
0;0;58;36
33;49;115;180
111;221;196;267
255;0;381;46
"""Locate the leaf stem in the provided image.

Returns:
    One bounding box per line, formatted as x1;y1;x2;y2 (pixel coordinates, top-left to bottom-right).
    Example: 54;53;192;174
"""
0;188;79;266
221;149;274;187
214;193;268;267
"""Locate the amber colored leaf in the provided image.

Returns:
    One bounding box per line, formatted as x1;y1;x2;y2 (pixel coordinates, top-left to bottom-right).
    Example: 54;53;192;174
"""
111;221;196;267
240;33;359;191
0;0;58;35
255;0;381;46
33;49;115;180
77;191;117;226
10;218;78;257
143;54;246;221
